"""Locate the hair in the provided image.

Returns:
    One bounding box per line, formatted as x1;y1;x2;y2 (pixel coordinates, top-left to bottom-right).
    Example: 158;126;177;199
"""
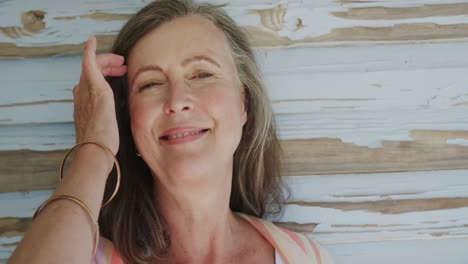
99;0;287;263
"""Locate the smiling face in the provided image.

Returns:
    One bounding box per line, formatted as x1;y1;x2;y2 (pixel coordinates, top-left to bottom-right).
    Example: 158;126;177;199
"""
126;15;247;187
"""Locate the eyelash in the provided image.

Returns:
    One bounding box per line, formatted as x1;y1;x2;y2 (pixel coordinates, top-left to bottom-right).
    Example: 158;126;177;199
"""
139;72;214;91
191;72;214;80
139;81;163;90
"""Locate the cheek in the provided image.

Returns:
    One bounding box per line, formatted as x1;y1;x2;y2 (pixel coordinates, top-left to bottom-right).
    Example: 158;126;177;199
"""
205;86;245;127
128;97;159;140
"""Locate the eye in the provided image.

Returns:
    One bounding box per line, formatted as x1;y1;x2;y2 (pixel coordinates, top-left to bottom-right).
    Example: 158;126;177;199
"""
139;81;164;91
191;72;214;80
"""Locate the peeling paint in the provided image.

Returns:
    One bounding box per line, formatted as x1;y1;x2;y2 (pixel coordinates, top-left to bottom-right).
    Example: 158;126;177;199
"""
332;3;468;20
447;138;468;146
2;0;468;53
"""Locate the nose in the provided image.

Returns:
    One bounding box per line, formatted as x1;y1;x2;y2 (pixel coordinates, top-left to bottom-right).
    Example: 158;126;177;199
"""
163;80;193;115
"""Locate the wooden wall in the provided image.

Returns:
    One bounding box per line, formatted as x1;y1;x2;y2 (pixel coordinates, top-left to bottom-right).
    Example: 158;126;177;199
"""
1;0;468;263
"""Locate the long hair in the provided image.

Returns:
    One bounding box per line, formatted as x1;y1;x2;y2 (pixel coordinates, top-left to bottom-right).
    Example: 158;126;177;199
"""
99;0;287;262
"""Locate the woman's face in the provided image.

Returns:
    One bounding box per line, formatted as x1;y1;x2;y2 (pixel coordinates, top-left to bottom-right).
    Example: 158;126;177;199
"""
127;15;247;186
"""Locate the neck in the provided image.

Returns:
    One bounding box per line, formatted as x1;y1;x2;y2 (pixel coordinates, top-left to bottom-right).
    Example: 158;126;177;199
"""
154;164;241;262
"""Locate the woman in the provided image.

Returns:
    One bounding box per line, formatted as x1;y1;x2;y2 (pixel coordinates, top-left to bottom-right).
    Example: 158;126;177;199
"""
10;0;333;263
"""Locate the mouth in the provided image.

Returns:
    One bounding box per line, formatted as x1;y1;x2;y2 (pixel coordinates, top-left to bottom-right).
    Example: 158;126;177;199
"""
159;128;210;141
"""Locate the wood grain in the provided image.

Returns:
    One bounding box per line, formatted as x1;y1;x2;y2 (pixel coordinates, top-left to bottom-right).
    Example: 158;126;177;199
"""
332;3;468;20
0;218;30;239
281;137;468;176
2;0;468;262
289;197;468;214
0;149;63;192
0;35;116;58
2;1;468;57
0;10;45;39
1;136;467;193
326;239;468;264
280;170;468;244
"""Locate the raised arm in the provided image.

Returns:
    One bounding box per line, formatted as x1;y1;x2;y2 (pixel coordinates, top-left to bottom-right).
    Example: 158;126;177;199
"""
9;36;127;264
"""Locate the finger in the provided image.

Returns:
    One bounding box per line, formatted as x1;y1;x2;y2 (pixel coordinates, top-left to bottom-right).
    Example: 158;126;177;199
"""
82;35;98;71
82;36;104;84
72;84;79;96
96;54;125;72
102;65;127;77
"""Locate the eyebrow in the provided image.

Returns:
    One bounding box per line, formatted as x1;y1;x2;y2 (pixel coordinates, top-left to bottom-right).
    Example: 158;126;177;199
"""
181;55;221;68
131;55;221;88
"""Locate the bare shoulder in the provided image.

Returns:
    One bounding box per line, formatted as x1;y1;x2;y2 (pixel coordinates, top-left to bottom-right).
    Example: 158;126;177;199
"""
233;213;275;264
274;224;335;264
235;213;334;264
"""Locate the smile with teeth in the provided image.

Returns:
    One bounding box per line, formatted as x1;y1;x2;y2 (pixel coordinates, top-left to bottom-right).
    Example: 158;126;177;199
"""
162;129;209;140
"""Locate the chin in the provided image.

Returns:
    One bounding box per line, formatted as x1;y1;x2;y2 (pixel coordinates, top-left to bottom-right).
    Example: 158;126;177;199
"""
164;157;213;182
169;169;215;189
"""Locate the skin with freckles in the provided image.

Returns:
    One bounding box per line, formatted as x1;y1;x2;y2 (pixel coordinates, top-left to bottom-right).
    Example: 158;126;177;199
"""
126;15;274;263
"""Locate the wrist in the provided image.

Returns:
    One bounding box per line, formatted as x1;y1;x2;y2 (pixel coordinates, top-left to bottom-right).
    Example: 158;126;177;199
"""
69;144;116;177
55;142;121;212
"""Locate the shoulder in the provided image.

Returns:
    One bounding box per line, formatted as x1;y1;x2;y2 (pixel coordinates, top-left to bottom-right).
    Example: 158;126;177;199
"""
236;213;334;264
91;236;124;264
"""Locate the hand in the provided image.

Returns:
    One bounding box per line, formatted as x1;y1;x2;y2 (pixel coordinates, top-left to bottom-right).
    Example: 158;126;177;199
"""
73;36;127;155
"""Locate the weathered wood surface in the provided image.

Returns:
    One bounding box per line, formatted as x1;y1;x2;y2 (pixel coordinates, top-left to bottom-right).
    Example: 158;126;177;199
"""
2;0;468;57
1;0;468;262
327;238;468;264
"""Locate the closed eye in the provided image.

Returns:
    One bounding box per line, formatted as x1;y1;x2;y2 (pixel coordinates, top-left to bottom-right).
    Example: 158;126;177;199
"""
191;72;214;80
139;81;164;91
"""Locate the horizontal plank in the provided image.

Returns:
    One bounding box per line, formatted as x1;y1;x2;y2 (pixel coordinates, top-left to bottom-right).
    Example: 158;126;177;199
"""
332;2;468;20
0;123;75;151
285;169;468;202
0;218;29;260
1;135;468;192
0;149;63;192
326;238;468;264
2;0;468;57
2;108;467;148
0;217;30;239
289;197;468;214
0;191;50;218
281;136;468;175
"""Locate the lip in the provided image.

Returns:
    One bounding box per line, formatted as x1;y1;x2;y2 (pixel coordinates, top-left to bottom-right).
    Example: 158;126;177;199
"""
159;126;210;145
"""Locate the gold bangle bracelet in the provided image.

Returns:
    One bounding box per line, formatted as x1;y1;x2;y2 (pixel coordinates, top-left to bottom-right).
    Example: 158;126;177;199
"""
33;194;100;256
60;141;121;208
32;141;121;256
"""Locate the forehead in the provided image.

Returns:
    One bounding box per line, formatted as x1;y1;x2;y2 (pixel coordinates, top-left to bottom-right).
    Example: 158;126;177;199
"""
127;15;234;76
